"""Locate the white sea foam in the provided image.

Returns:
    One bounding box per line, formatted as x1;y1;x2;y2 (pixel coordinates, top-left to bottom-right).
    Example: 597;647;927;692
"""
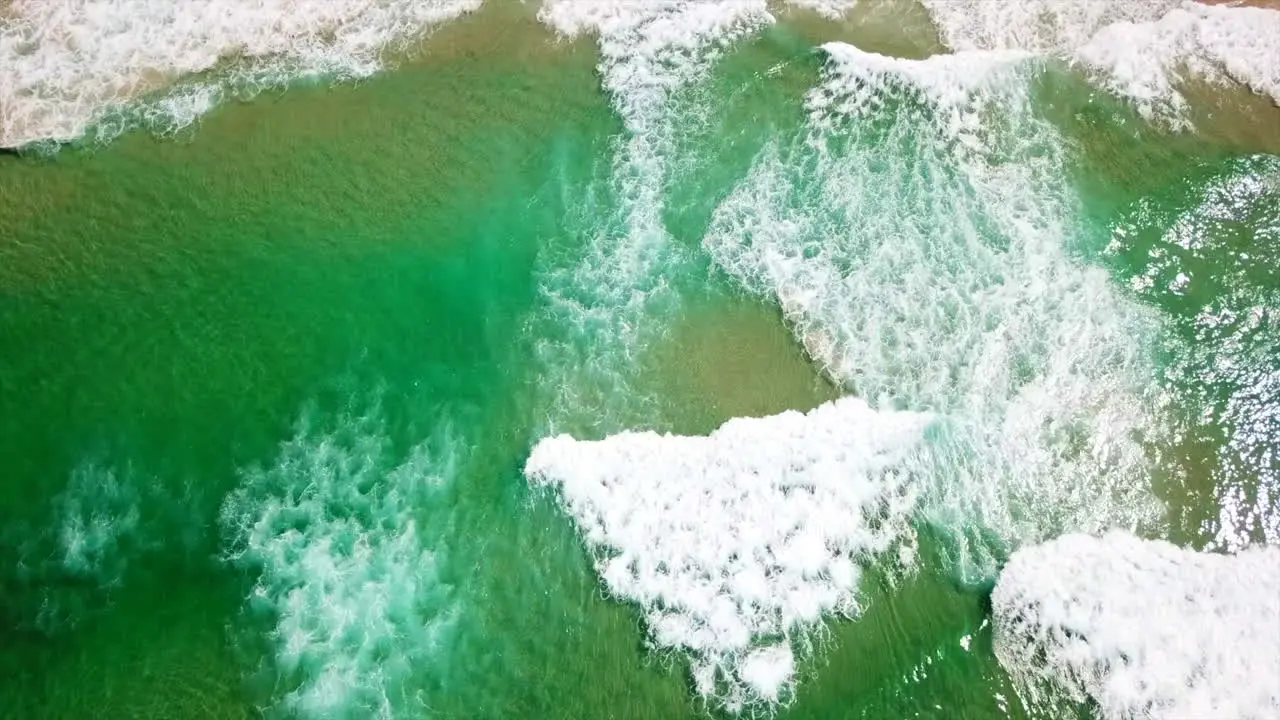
0;0;480;148
532;0;773;429
992;532;1280;719
919;0;1183;54
220;407;459;719
704;43;1165;581
1076;4;1280;121
919;0;1280;122
525;397;933;711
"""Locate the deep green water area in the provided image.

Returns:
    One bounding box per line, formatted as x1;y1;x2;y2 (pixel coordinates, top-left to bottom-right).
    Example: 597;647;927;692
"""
1;8;1276;719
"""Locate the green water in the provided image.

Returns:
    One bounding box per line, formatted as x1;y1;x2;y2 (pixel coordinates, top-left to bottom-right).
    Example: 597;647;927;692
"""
1;9;1277;720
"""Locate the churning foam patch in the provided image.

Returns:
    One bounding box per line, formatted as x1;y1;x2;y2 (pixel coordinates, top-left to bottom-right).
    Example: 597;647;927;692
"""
1075;4;1280;121
704;43;1165;581
0;0;480;148
992;532;1280;719
1;459;204;635
220;407;459;718
919;0;1280;123
537;0;773;133
524;397;933;712
53;461;143;589
20;460;148;633
531;0;774;430
918;0;1184;53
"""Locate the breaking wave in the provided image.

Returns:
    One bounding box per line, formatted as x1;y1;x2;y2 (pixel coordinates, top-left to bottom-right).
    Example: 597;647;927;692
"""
704;43;1166;581
992;531;1280;719
525;397;933;712
919;0;1280;123
0;0;480;148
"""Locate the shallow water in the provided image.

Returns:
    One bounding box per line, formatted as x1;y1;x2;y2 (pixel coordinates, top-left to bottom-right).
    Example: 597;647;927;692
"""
1;2;1277;718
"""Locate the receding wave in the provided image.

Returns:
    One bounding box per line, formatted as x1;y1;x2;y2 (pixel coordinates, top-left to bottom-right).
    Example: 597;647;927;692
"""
1108;154;1280;551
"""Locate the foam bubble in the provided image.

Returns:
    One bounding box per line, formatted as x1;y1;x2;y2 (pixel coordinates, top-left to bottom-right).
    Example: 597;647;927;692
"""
0;0;480;147
524;397;933;711
992;532;1280;719
220;406;459;718
919;0;1280;123
532;0;774;429
704;43;1165;580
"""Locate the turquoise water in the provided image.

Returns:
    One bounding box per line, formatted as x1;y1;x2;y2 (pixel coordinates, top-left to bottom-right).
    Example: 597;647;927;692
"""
1;6;1277;719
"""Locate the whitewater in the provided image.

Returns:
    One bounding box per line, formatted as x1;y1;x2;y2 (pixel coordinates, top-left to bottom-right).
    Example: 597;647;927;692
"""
4;0;1279;149
0;0;482;148
524;0;1280;713
2;0;1278;718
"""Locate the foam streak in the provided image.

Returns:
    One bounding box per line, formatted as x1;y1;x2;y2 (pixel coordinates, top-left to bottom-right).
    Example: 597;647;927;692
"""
531;0;773;429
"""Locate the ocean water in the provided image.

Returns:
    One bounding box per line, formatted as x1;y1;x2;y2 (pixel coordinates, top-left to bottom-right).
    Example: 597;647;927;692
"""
1;1;1278;719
